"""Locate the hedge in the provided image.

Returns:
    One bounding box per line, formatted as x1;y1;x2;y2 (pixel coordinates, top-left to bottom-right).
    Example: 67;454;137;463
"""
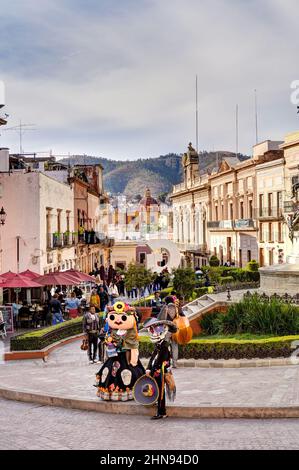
11;317;84;351
139;335;299;360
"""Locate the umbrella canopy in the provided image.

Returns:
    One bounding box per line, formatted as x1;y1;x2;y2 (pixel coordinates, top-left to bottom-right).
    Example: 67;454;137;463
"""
0;273;43;288
1;270;17;280
19;269;41;279
34;272;80;286
64;269;95;283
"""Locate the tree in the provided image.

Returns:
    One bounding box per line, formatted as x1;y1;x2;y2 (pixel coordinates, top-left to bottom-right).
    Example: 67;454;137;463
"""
124;263;153;299
209;255;220;267
172;267;196;301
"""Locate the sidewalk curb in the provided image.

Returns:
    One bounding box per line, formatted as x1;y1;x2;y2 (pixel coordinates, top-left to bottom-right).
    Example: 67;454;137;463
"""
1;386;299;419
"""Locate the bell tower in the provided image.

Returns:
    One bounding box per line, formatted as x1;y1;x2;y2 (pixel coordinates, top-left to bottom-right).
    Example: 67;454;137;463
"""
182;142;199;186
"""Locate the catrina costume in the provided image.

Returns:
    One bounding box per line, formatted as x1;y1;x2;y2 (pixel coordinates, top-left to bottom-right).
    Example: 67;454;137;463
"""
95;302;145;401
137;318;177;420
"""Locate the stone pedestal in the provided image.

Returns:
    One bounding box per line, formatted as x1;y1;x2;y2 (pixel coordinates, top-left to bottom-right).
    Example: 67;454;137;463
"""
259;263;299;296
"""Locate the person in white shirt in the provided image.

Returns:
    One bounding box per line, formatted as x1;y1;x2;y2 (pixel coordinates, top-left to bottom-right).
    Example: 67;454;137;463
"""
108;282;119;305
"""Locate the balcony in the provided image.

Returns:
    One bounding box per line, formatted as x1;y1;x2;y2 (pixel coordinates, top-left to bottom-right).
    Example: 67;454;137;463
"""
207;219;256;230
177;242;208;253
47;231;114;250
256;207;283;220
207;220;233;230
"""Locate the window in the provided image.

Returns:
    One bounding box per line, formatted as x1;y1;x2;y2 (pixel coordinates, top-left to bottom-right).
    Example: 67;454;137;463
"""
249;199;253;219
215;205;218;221
259;194;264;216
268;222;273;242
268;193;273;216
277;191;282;216
139;253;146;264
278;222;283;242
240;201;244;219
229;202;234;220
259;223;264;242
247;250;252;262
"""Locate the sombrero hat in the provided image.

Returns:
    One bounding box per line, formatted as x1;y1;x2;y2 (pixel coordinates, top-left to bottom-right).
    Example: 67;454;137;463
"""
133;374;159;406
141;317;178;334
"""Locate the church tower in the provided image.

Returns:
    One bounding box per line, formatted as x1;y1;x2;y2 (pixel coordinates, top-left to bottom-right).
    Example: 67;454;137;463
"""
182;142;199;187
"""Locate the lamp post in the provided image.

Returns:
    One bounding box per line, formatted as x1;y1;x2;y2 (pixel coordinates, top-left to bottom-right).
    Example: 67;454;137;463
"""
0;207;6;225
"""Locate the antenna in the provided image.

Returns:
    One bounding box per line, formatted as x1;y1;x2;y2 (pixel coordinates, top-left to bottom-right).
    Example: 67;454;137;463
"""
2;120;36;154
236;104;239;158
254;89;258;144
195;75;199;154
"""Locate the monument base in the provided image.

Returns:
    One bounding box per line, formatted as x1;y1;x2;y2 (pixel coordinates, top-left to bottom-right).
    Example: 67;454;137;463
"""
259;263;299;296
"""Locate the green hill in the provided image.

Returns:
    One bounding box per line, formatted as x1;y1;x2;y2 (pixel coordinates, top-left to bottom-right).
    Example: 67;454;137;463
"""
58;151;249;197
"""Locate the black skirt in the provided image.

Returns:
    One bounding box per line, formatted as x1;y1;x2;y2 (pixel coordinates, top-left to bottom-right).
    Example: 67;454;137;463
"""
96;351;145;401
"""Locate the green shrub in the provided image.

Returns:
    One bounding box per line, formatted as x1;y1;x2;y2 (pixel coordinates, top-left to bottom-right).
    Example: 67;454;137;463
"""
219;276;234;285
209;255;220;267
199;311;223;335
139;335;299;359
172;267;197;300
247;259;259;271
10;317;84;351
221;294;299;335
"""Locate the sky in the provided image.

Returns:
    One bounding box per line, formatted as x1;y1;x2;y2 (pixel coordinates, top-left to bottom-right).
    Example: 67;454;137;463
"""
0;0;299;160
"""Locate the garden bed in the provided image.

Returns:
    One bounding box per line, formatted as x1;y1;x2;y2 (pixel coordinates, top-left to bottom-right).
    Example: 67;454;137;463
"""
138;335;299;360
10;317;83;351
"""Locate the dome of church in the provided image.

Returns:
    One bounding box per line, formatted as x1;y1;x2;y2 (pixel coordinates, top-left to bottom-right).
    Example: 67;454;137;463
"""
139;188;159;207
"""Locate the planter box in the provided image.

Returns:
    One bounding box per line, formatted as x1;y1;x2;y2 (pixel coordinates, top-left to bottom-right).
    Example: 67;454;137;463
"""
135;307;152;322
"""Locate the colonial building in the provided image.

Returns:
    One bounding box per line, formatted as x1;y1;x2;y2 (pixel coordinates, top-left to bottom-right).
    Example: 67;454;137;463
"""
170;139;295;268
0;149;76;274
0;152;113;274
171;143;210;267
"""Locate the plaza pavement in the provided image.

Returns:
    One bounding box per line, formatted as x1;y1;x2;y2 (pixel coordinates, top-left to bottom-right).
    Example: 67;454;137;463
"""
1;397;299;450
1;340;299;409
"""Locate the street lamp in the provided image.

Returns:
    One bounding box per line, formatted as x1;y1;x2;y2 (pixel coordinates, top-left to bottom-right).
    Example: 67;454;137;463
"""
0;206;6;225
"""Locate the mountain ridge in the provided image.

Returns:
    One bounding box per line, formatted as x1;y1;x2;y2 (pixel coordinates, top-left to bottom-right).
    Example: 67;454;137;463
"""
58;151;249;197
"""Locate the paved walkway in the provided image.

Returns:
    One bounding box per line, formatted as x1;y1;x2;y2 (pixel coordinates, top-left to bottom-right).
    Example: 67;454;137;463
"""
1;397;299;450
1;340;299;407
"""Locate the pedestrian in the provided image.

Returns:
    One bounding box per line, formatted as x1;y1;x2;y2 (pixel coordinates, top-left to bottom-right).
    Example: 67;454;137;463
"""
83;305;100;364
49;294;64;324
150;291;163;317
65;291;81;318
158;296;180;367
98;285;109;312
90;288;101;312
108;282;119;305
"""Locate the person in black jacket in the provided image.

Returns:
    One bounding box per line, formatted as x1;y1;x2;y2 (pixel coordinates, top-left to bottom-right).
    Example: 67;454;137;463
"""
142;317;177;420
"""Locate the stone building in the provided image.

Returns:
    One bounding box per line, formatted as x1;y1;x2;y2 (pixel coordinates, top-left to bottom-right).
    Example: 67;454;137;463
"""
171;143;210;267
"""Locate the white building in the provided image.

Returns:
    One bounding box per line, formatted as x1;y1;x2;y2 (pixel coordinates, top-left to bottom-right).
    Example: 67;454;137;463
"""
0;149;76;274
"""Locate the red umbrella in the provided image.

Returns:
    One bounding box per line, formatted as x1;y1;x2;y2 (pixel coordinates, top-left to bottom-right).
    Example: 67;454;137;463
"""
34;272;80;286
64;269;95;283
1;270;17;280
0;273;43;288
19;269;40;279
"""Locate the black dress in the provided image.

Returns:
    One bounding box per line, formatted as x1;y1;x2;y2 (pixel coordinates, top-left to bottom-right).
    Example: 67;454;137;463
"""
147;340;172;416
96;329;145;401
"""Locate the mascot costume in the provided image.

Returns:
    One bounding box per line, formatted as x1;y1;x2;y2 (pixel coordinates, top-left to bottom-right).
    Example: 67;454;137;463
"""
95;301;144;401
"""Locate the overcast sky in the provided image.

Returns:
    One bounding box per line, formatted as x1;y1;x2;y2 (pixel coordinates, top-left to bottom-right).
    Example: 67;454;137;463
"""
0;0;299;160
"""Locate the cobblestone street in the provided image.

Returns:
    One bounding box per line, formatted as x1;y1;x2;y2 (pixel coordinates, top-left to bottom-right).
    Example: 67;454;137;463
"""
1;397;299;450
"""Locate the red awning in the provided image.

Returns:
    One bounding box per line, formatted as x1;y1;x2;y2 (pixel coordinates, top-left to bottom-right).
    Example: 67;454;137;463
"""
1;271;17;280
19;269;41;279
0;273;43;288
64;269;95;283
34;272;80;286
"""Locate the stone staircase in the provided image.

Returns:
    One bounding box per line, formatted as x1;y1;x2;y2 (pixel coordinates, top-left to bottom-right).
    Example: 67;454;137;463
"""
182;294;217;321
